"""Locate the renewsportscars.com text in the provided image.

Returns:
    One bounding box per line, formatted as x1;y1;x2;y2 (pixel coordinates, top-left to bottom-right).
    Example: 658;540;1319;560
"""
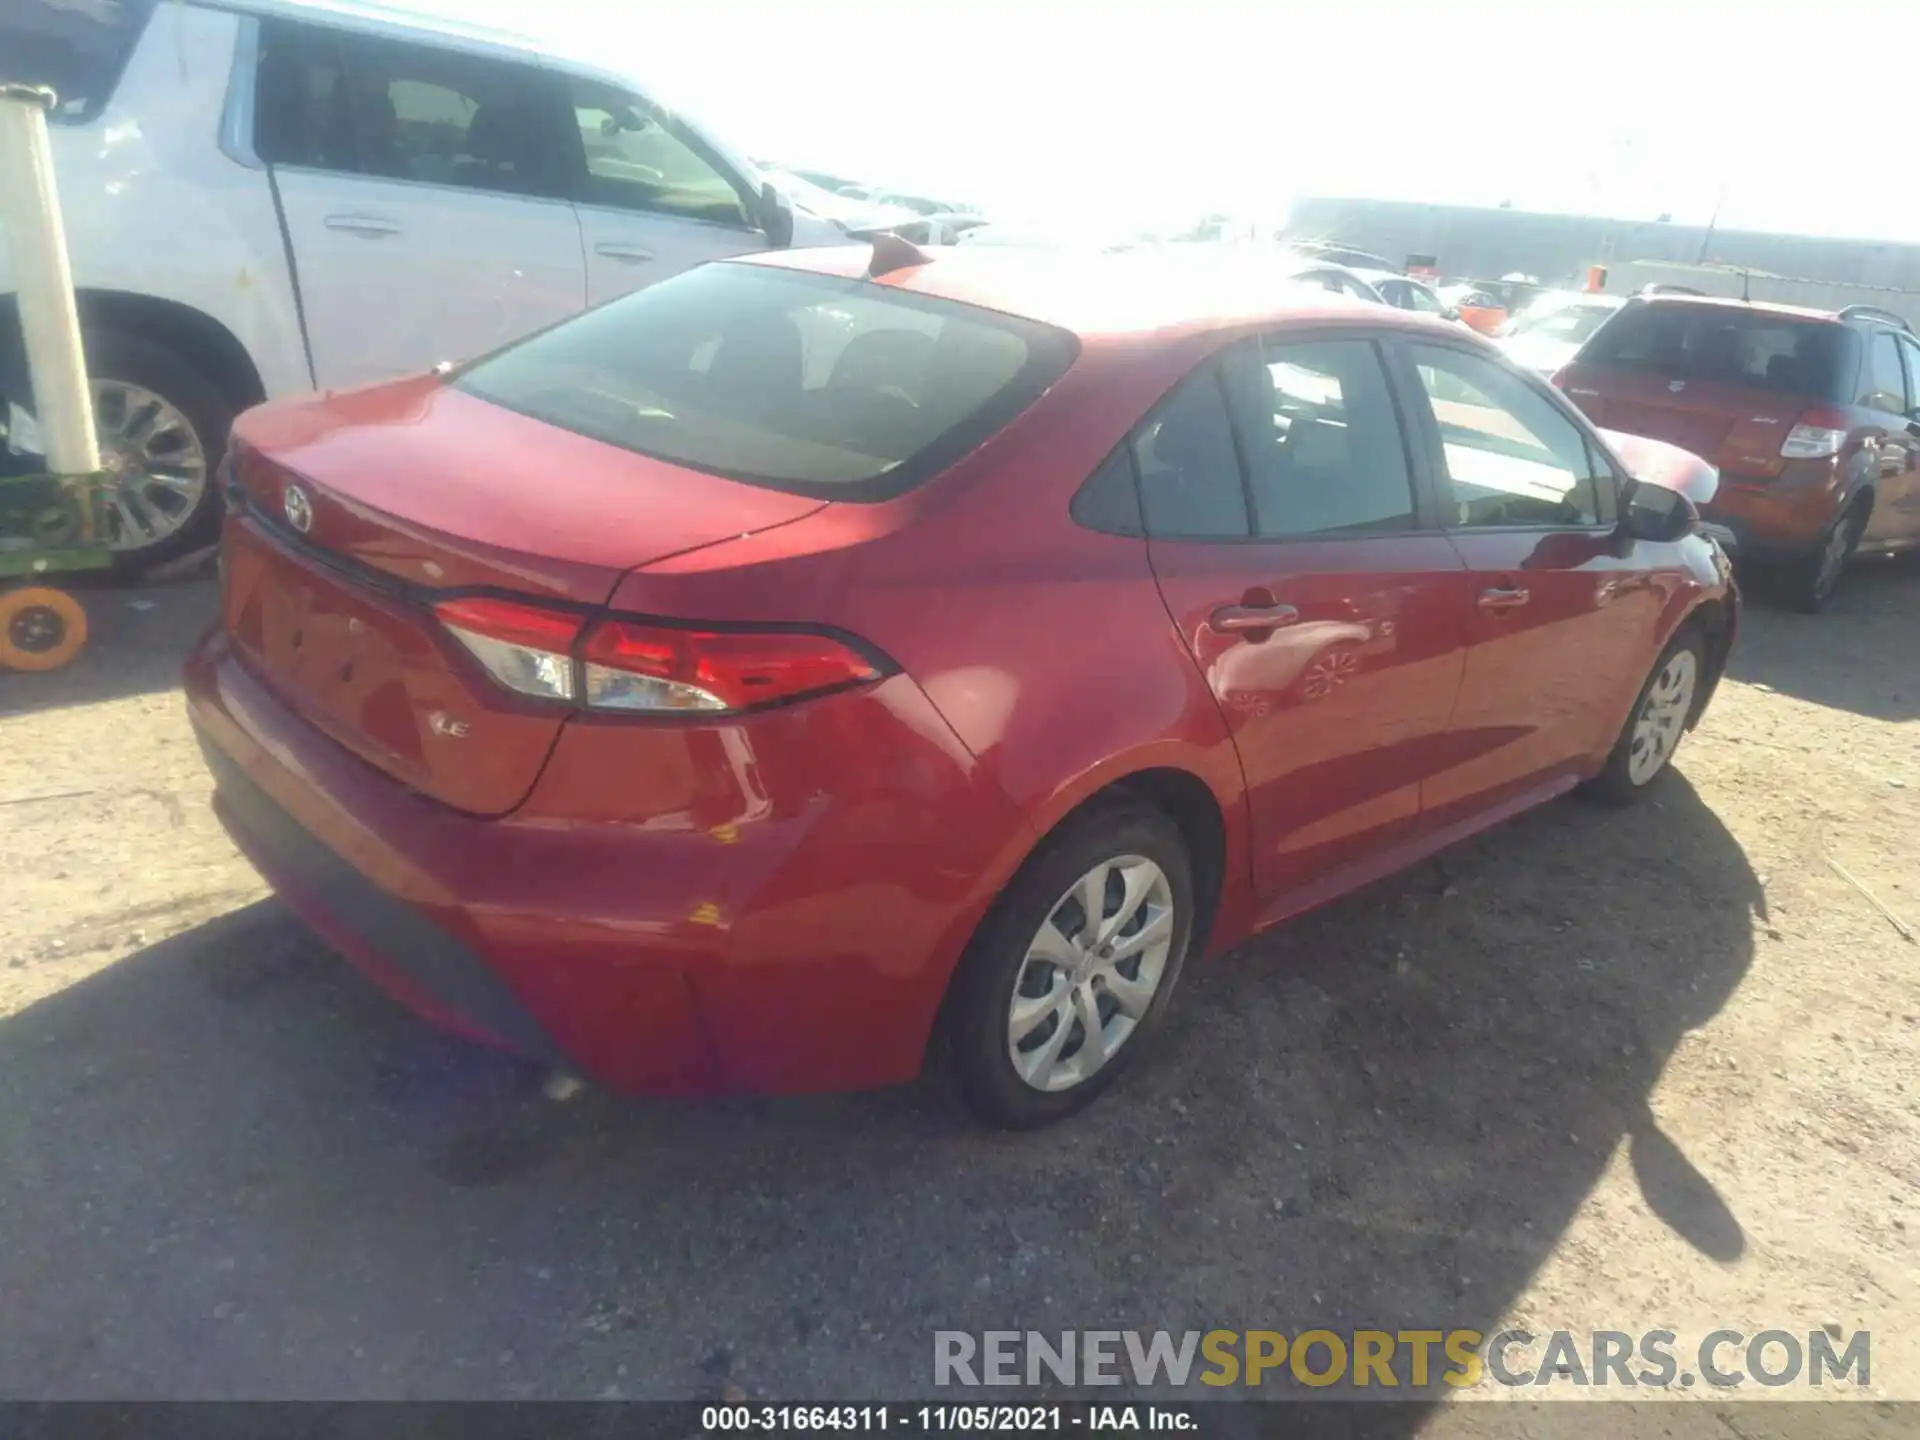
934;1328;1870;1391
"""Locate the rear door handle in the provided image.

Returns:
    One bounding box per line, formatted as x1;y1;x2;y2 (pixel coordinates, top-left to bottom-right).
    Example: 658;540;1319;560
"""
594;243;656;263
1210;603;1300;633
1477;586;1531;611
324;214;402;238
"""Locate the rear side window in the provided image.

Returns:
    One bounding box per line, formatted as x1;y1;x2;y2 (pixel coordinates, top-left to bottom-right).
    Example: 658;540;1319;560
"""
455;263;1077;501
1860;330;1906;414
1128;372;1250;539
1219;339;1416;537
1580;303;1857;402
255;21;563;199
0;0;156;123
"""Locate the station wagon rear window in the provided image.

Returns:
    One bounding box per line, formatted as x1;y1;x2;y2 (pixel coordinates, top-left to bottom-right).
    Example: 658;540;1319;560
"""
1580;303;1857;402
454;263;1077;500
0;0;156;123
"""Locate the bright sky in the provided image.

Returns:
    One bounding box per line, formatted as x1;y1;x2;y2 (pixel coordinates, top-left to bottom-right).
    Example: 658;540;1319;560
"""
439;0;1911;242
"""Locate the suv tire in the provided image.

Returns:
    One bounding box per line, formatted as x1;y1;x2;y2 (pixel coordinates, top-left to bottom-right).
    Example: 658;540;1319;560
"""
83;329;234;577
1779;500;1867;614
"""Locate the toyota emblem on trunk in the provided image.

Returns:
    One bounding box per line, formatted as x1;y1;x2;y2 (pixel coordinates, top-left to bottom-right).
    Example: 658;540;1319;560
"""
283;483;314;533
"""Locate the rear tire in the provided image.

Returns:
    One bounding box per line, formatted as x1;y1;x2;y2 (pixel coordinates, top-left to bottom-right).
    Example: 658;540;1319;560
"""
82;330;234;578
1582;626;1706;805
1777;501;1866;614
946;800;1196;1129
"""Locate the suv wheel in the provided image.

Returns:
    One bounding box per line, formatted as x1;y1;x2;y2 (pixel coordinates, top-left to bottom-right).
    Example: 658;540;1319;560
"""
1781;501;1867;613
84;331;234;576
946;800;1195;1128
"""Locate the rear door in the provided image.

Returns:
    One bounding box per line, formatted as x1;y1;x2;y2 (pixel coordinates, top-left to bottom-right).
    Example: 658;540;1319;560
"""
1557;301;1857;480
554;74;770;306
1395;340;1662;823
255;20;587;389
1139;336;1471;904
1864;330;1920;547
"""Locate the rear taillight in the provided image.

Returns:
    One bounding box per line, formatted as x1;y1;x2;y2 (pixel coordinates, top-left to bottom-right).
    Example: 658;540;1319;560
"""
1780;409;1850;460
432;596;885;714
435;596;583;703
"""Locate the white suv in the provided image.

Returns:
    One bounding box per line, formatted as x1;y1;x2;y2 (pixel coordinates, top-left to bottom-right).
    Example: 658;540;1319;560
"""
0;0;839;571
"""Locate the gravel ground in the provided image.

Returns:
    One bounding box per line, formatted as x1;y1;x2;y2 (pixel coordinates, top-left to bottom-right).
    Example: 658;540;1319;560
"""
0;557;1915;1430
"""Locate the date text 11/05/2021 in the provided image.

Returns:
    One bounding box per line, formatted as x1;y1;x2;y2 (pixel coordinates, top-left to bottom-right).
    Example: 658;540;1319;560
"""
702;1406;1193;1432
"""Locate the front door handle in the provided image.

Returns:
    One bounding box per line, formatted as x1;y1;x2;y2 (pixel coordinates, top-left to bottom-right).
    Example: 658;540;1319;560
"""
594;243;656;263
1211;603;1300;633
323;214;402;238
1478;586;1531;612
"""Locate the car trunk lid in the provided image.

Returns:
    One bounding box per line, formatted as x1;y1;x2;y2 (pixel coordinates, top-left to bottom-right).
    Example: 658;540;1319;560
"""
220;379;826;816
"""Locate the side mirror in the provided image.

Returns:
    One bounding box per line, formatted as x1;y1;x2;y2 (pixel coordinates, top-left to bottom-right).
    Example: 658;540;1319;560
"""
1619;478;1699;543
759;181;795;248
608;105;649;133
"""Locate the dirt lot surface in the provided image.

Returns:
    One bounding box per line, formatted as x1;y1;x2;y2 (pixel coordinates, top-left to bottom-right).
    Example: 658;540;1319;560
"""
1;559;1916;1431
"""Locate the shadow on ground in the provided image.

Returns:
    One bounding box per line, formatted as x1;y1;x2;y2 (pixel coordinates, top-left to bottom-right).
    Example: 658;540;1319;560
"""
1730;550;1919;723
0;573;215;719
0;766;1759;1420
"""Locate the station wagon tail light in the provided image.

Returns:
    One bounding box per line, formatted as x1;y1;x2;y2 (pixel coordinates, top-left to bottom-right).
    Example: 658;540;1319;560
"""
433;596;886;714
1779;409;1850;460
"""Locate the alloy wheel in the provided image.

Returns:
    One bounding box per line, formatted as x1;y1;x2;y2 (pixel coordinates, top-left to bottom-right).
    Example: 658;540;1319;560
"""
91;380;209;552
1007;854;1175;1093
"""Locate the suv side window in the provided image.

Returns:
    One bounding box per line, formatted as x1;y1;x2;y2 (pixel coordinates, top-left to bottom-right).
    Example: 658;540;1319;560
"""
562;77;753;227
1219;338;1417;537
1900;336;1920;414
1130;369;1250;539
2;0;158;123
1407;343;1608;528
254;22;561;200
1861;329;1907;414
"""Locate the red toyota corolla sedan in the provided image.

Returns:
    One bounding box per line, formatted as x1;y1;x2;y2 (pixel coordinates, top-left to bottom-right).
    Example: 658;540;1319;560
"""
185;242;1737;1127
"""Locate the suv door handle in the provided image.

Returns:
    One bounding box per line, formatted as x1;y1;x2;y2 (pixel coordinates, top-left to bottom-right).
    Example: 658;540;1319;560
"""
1477;586;1531;611
594;243;656;263
1210;603;1300;633
324;214;402;238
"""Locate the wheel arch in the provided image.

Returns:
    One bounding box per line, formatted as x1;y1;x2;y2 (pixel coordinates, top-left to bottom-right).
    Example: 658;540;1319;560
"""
0;290;267;413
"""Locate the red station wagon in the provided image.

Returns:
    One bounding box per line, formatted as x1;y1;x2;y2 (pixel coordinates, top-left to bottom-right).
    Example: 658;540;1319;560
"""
186;243;1738;1127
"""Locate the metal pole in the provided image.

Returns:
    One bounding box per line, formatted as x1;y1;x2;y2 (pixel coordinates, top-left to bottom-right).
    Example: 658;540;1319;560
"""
0;83;101;477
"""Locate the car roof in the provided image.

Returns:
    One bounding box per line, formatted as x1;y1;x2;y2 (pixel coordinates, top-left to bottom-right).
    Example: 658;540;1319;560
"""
217;0;548;57
735;245;1471;343
1633;293;1843;324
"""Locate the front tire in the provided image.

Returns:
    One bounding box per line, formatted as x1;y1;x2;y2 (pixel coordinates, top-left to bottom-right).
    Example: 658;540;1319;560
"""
947;800;1196;1129
1583;627;1706;805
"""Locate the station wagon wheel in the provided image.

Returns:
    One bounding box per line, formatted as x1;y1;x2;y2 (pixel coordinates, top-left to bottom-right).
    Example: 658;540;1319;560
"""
947;801;1196;1128
1584;626;1707;805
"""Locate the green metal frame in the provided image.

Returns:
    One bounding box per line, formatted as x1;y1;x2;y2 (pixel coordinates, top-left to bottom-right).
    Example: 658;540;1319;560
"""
0;469;113;581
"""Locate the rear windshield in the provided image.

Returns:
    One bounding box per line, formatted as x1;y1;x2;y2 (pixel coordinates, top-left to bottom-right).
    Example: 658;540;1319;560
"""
1579;302;1857;401
0;0;156;123
455;263;1077;500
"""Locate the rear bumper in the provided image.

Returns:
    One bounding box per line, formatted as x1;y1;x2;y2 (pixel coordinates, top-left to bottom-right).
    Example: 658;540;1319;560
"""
1703;466;1841;561
185;628;1029;1096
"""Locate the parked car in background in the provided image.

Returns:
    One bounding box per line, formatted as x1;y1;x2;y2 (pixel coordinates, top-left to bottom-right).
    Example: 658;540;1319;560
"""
1284;260;1387;303
1441;283;1509;335
1497;292;1624;375
0;0;838;572
1356;270;1454;318
758;167;921;235
1287;241;1396;271
186;244;1735;1127
1555;294;1920;609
